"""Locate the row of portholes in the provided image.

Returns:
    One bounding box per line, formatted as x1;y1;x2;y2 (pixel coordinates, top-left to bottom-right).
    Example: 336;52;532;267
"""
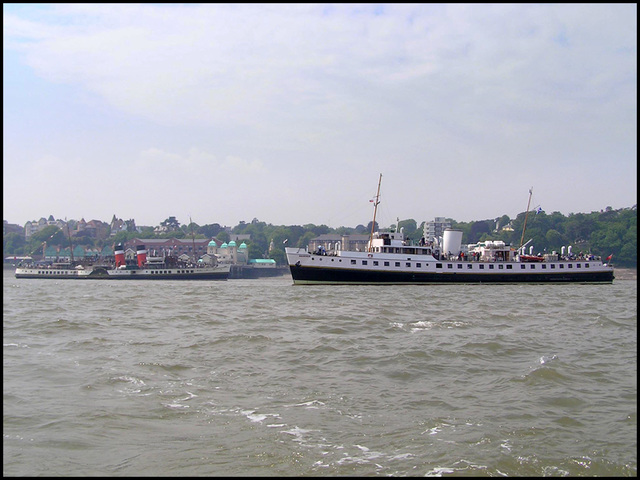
150;270;195;274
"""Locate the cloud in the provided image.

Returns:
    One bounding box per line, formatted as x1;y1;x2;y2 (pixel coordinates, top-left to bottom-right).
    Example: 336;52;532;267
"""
3;4;636;226
134;147;264;176
5;5;635;133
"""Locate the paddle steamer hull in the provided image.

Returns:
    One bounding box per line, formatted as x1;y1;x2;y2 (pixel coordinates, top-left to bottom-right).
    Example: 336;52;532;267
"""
15;265;230;280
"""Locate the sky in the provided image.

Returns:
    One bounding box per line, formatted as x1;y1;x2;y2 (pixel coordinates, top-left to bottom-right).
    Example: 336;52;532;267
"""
3;4;637;230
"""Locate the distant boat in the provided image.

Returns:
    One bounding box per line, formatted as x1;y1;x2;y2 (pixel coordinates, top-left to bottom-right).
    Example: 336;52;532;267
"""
285;175;615;284
14;243;230;280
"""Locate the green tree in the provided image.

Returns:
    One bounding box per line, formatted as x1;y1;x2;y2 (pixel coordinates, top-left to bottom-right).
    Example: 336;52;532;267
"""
199;223;223;238
398;219;419;242
3;232;26;255
269;249;287;265
545;229;566;249
247;242;265;259
161;216;181;231
297;231;316;249
469;221;492;242
217;230;230;243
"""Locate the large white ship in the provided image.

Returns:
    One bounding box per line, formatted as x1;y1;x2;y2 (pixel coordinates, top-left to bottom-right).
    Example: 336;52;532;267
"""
285;176;615;285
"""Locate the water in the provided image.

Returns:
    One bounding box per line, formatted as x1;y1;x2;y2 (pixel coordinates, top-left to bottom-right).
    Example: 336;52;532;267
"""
3;269;637;476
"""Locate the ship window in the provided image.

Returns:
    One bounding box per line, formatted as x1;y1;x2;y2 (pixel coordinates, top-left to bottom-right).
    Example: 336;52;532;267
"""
541;264;546;269
498;264;503;269
395;262;401;267
468;264;474;269
436;263;443;269
373;261;379;266
384;261;389;267
489;264;494;269
568;264;573;268
479;264;485;270
457;264;463;269
351;260;356;265
585;263;589;268
551;264;555;269
447;264;453;269
416;263;421;268
406;262;411;268
521;265;526;269
362;260;368;265
559;264;564;269
530;264;536;269
576;263;581;268
506;264;512;269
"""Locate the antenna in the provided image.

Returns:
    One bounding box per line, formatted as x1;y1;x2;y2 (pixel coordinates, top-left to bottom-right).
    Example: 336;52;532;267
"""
519;187;533;251
368;174;382;252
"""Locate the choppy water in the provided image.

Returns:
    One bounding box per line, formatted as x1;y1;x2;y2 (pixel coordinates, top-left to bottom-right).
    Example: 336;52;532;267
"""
3;269;637;476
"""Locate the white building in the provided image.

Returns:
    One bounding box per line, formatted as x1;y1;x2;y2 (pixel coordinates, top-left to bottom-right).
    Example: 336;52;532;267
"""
423;217;452;244
207;239;249;265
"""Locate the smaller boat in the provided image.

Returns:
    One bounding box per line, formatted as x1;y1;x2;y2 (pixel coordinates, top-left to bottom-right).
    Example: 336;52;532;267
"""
15;260;230;280
15;243;230;280
14;262;95;279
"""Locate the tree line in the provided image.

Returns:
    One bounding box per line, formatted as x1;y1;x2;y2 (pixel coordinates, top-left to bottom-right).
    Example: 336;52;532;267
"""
3;206;637;268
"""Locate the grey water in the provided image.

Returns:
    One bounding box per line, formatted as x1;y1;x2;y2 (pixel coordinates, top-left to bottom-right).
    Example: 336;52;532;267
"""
3;269;637;476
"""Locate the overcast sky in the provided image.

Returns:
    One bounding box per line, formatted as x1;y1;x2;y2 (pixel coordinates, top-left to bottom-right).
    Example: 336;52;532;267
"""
3;3;637;230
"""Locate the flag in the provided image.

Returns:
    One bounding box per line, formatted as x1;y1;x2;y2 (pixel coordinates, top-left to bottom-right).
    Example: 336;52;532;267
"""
535;206;542;214
605;254;613;261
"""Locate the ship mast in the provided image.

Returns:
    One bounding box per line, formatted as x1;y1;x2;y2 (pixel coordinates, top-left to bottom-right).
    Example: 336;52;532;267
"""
519;187;533;252
368;173;382;252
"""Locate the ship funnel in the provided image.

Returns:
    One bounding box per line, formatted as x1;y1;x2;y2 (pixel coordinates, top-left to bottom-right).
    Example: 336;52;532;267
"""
442;229;463;255
136;244;147;267
114;243;125;268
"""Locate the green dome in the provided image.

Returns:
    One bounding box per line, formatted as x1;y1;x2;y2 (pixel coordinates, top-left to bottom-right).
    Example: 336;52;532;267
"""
220;242;228;248
239;242;247;249
208;240;217;247
228;240;236;247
